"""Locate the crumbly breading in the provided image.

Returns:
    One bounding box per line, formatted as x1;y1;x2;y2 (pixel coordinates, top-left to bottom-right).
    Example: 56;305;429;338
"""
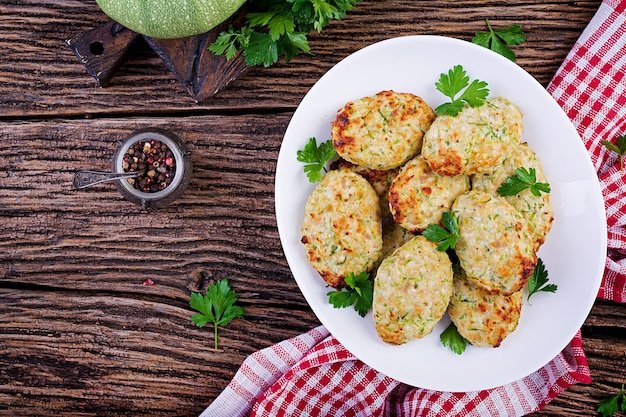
301;169;383;289
389;155;470;232
373;236;453;344
422;97;523;176
332;90;436;170
452;190;537;295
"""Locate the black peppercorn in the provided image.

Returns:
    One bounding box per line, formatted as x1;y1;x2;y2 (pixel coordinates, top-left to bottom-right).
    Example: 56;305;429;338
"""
122;139;177;193
112;128;192;209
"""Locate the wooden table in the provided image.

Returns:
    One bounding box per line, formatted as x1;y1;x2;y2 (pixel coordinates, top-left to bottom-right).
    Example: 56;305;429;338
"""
1;1;624;415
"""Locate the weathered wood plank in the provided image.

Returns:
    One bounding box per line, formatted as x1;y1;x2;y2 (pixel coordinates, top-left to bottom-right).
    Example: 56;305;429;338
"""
0;115;297;296
0;289;318;416
0;114;322;415
1;294;624;416
534;301;626;415
0;0;601;117
2;1;623;416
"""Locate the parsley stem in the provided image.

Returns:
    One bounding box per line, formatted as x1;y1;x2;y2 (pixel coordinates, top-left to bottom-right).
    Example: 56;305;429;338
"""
214;323;219;350
485;18;493;32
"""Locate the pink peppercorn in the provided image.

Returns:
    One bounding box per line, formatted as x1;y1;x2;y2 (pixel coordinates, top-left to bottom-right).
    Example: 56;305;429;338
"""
123;139;176;193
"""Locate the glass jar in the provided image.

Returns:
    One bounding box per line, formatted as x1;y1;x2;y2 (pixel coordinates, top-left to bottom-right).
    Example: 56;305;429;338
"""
112;128;192;209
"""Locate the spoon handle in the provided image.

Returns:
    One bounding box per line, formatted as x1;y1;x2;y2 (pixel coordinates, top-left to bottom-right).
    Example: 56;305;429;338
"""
73;170;139;190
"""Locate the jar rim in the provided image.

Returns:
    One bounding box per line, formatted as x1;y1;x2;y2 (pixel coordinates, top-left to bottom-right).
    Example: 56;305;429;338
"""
114;130;186;201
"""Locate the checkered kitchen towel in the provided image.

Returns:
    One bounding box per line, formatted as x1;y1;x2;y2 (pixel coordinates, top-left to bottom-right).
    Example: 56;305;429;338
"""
200;1;625;415
548;0;626;303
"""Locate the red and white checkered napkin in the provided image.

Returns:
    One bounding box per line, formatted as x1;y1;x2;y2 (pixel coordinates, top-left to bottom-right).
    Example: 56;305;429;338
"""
201;326;590;417
200;1;626;415
548;0;626;303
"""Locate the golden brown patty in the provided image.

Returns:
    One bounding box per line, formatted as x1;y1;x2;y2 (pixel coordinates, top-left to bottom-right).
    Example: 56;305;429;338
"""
422;97;523;176
301;169;383;288
472;142;553;250
373;235;453;344
331;158;399;222
388;155;470;232
371;221;416;278
448;267;523;348
452;190;537;295
331;90;436;170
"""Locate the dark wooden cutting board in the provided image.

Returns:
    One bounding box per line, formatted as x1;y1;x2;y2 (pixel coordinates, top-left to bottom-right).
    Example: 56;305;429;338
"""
66;9;251;102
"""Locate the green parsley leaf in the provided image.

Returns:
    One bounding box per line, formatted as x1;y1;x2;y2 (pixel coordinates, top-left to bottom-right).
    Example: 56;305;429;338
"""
190;278;246;350
423;211;460;251
208;26;253;60
497;167;551;197
279;31;311;63
250;10;295;40
434;65;489;116
209;0;360;67
327;271;373;317
598;384;626;417
440;322;469;355
601;134;626;171
526;258;557;302
244;32;279;68
472;19;526;62
297;137;336;182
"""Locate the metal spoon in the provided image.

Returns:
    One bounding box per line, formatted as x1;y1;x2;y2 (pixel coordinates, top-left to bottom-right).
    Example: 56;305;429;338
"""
73;170;140;190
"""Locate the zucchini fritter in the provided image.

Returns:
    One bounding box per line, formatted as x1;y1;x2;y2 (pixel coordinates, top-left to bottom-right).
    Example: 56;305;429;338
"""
422;97;523;176
371;221;416;278
332;90;436;170
388;155;470;232
472;143;553;250
449;267;523;348
301;169;383;289
331;157;399;222
373;236;453;344
452;190;537;295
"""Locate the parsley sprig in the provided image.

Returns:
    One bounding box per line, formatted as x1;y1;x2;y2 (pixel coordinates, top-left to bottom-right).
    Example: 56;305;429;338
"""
209;0;360;67
598;384;626;417
440;322;469;355
497;167;551;197
423;211;460;251
297;137;336;182
472;19;526;62
526;258;557;302
601;134;626;171
434;65;490;117
327;271;373;317
190;278;246;350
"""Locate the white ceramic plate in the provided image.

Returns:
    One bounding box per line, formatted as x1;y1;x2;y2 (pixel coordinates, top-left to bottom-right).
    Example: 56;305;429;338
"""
275;35;606;392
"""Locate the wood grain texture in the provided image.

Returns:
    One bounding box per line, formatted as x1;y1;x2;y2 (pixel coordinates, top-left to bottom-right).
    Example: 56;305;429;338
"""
65;20;141;87
0;0;602;117
0;116;319;415
2;0;625;416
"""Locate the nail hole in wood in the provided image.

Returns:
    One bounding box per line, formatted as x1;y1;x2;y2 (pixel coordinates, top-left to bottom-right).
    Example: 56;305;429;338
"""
89;41;105;56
